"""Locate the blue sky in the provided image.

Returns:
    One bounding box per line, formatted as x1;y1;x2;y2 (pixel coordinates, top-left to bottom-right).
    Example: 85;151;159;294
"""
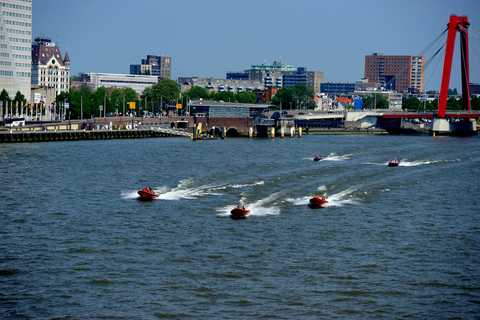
33;0;480;92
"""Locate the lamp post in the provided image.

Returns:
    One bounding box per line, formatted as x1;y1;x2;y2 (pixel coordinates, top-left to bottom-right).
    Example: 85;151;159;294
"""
81;95;83;120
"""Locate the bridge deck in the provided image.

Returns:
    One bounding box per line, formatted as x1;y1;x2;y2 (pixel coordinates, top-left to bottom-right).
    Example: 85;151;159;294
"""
380;111;480;119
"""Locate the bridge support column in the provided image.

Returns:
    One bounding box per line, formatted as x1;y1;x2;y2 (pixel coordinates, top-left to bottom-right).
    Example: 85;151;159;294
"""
430;118;477;136
221;127;226;139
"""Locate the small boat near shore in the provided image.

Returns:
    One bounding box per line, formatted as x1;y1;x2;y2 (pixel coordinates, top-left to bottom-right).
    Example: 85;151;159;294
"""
308;195;328;208
388;158;400;167
138;187;159;200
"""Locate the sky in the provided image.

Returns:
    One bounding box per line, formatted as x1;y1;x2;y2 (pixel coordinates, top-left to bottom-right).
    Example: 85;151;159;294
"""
33;0;480;92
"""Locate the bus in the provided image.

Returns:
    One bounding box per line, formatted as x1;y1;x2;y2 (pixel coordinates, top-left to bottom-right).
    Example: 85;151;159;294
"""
5;117;25;127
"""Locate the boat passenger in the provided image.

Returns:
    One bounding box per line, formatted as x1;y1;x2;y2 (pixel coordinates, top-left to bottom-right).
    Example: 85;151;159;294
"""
237;201;245;209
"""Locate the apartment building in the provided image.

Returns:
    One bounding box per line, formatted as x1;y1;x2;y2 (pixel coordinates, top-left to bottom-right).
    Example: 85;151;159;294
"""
364;53;424;92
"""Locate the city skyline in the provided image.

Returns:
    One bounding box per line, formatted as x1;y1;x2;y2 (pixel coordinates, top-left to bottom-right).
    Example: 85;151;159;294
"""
33;0;480;92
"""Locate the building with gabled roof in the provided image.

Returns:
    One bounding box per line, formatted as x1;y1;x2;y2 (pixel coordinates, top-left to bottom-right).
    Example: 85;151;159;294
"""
31;37;70;98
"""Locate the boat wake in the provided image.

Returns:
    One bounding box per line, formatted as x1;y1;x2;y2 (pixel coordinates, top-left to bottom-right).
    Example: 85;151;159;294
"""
398;159;459;166
303;153;352;161
123;179;266;201
217;192;282;217
323;153;353;161
288;184;362;208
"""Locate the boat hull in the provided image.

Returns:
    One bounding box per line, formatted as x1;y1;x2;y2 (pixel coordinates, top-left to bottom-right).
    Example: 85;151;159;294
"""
138;190;159;200
388;162;399;167
308;197;328;208
230;208;250;220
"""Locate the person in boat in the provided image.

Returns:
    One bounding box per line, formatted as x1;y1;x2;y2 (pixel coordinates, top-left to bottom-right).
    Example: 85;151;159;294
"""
237;201;245;209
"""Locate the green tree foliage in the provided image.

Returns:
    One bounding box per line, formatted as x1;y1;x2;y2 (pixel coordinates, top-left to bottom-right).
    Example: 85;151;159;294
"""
270;87;295;109
402;97;421;110
236;91;257;104
0;89;11;105
446;97;461;110
448;88;458;96
215;91;236;103
361;94;388;109
471;97;480;109
184;86;209;101
13;91;26;106
80;83;93;97
141;78;180;112
269;84;314;109
110;89;124;109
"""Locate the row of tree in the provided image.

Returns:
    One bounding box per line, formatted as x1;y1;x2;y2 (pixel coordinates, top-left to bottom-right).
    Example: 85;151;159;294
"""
0;89;28;107
2;80;478;119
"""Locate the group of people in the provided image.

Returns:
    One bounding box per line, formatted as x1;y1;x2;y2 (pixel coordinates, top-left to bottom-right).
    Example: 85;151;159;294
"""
143;187;155;194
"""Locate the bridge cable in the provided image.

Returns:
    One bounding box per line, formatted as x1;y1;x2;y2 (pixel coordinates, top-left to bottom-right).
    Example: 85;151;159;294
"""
418;28;448;57
381;29;448;91
468;27;480;78
423;41;446;90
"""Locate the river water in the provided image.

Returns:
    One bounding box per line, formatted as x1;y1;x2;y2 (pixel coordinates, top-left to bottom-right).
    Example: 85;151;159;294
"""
1;134;479;319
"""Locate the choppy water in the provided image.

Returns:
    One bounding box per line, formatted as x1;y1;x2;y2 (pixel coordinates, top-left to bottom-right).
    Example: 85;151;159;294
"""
1;134;479;319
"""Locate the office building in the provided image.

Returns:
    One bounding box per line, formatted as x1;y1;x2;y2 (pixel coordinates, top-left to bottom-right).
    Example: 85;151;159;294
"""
31;37;70;98
178;76;263;94
85;73;159;94
228;61;323;93
0;0;32;100
130;55;171;79
364;53;424;92
321;82;355;95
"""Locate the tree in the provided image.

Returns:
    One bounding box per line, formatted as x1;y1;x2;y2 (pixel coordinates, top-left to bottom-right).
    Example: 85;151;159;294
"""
80;83;93;97
13;91;26;105
142;78;180;112
446;97;461;110
215;91;236;102
0;89;11;105
110;89;124;113
402;97;421;110
184;86;209;101
270;87;295;109
448;88;458;96
292;84;315;109
236;91;257;104
471;97;480;110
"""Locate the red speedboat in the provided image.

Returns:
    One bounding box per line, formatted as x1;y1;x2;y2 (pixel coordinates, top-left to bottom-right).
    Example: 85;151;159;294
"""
313;154;322;161
388;158;400;167
230;207;251;220
138;187;159;200
308;195;328;208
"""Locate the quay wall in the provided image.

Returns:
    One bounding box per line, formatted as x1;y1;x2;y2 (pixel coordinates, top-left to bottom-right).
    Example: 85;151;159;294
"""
0;129;181;143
